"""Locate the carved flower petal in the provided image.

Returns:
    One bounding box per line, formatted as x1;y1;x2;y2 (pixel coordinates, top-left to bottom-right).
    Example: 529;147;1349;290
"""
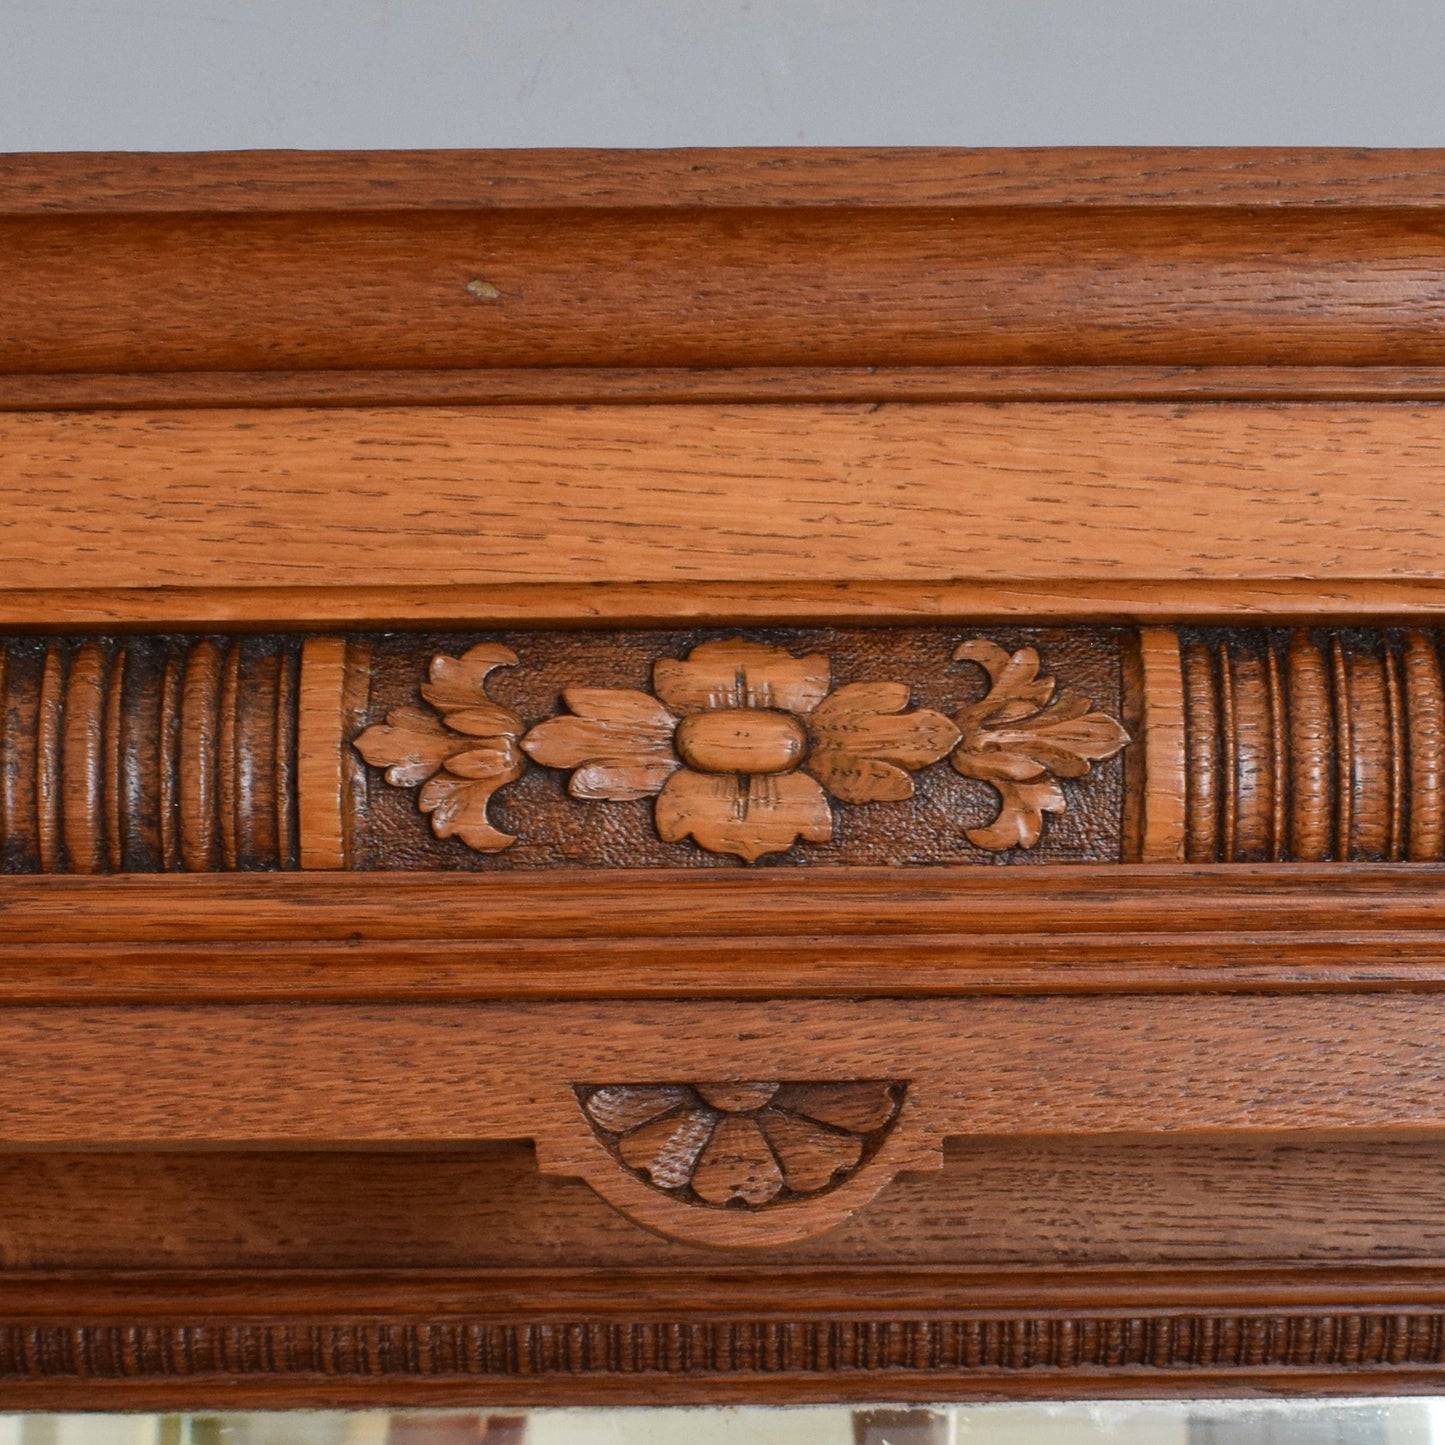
757;1110;863;1194
584;1085;696;1134
568;757;681;801
1001;710;1132;778
653;638;830;715
811;679;909;723
807;749;916;804
417;771;517;853
865;708;963;766
422;644;523;733
524;713;642;769
966;777;1067;850
561;686;678;731
961;687;1092;741
771;1081;900;1134
353;708;465;787
618;1107;716;1190
690;1114;785;1206
522;689;678;799
956;701;1128;784
437;705;526;739
655;768;833;862
807;682;962;803
952;748;1050;784
695;1082;779;1113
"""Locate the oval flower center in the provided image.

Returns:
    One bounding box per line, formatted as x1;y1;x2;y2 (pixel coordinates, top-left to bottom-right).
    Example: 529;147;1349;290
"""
675;708;808;775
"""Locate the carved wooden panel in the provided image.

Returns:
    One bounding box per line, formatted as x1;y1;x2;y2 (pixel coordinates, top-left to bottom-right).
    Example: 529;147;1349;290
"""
7;1309;1445;1406
13;623;1445;873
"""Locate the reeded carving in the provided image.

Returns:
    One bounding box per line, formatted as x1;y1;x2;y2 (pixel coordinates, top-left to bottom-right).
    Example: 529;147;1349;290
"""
1180;628;1445;862
353;644;524;852
0;636;300;873
523;638;959;861
5;1311;1443;1384
578;1080;904;1208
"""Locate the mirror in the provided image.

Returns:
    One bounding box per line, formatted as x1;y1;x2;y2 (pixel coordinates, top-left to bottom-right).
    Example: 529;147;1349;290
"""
6;1403;1442;1444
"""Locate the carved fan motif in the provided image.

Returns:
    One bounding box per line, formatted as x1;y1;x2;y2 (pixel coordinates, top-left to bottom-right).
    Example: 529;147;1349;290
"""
577;1080;906;1209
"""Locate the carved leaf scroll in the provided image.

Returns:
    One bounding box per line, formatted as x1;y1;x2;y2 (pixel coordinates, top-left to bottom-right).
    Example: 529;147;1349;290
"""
579;1080;905;1209
353;644;524;852
950;639;1130;850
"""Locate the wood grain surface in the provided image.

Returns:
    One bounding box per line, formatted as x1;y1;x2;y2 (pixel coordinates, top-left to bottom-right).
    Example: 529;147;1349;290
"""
12;210;1445;375
5;405;1445;600
10;1135;1445;1271
7;150;1445;382
11;580;1445;630
0;994;1440;1145
18;365;1445;412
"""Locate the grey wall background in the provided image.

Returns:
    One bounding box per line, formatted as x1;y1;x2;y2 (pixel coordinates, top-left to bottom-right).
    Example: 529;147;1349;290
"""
1;0;1442;152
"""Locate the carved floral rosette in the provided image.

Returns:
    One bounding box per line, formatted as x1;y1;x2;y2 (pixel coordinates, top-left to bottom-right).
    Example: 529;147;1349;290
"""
354;635;1129;863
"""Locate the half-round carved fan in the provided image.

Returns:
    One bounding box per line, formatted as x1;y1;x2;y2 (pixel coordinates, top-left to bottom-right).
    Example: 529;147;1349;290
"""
577;1080;905;1210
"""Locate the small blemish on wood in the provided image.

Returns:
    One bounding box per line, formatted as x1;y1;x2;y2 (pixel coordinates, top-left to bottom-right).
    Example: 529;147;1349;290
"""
466;279;503;301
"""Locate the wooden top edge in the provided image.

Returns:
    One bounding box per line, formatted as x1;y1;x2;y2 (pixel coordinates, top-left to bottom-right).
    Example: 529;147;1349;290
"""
5;147;1445;213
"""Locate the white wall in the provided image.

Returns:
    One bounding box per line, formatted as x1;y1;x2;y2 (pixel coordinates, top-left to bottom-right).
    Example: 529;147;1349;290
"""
2;0;1444;152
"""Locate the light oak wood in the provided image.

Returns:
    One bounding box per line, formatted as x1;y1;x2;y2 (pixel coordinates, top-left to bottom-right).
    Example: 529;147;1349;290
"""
0;996;1441;1145
18;364;1445;411
7;578;1445;630
4;405;1445;600
9;151;1445;383
296;637;348;869
1126;628;1187;861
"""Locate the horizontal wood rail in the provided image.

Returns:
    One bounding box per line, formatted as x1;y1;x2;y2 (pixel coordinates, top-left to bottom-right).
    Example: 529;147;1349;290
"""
1;865;1445;999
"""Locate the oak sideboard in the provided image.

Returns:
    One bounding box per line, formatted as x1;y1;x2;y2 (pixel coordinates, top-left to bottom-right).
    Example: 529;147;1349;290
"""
3;147;1445;1406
